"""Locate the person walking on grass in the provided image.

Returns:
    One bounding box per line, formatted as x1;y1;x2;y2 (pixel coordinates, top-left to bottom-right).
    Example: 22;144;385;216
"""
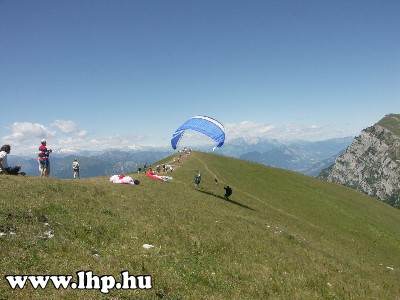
224;185;233;200
194;172;201;187
72;158;80;179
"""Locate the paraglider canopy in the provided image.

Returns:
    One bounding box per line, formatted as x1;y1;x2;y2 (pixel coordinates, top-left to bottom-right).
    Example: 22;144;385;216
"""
171;115;225;151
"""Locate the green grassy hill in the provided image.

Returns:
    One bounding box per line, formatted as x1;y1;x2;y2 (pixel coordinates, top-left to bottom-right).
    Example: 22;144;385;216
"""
378;113;400;135
1;151;399;299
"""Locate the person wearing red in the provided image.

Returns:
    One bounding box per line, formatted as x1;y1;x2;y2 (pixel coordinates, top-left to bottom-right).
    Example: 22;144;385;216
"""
38;139;52;177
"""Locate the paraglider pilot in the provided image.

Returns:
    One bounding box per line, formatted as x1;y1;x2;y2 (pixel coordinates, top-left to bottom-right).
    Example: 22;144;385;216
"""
194;172;201;187
224;186;232;199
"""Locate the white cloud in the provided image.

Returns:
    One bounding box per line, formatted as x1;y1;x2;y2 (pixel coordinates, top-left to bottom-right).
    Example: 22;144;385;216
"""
1;120;91;154
2;122;56;143
52;120;88;137
52;120;78;133
44;133;151;153
1;119;357;155
225;121;275;141
225;121;352;142
78;130;88;137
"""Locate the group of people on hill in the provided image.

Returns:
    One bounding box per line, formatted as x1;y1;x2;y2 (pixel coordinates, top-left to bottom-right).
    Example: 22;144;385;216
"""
0;139;80;178
2;141;234;198
194;172;233;200
138;162;174;175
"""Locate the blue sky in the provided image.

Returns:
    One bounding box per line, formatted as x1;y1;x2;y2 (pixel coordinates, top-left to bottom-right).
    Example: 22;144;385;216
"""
1;0;399;154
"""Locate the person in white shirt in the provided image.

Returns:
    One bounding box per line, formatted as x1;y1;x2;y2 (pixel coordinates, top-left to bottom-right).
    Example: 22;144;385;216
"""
0;145;21;175
72;158;80;179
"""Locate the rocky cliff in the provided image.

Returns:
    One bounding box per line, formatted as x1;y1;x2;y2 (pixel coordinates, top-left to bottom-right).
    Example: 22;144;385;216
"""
318;114;400;208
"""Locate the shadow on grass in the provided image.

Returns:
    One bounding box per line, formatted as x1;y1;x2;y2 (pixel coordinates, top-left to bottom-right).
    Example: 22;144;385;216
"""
196;188;256;211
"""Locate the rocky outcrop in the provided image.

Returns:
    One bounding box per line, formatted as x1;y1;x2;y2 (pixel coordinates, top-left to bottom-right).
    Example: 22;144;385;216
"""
318;114;400;208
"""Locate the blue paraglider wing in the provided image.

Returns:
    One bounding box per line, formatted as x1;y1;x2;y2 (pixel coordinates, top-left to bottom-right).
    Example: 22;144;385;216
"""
171;116;225;150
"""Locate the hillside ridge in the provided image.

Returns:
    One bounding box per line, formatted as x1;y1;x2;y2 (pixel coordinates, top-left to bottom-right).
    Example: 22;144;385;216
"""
1;151;399;299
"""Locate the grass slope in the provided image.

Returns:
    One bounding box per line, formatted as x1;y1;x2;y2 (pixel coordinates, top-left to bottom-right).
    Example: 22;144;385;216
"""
378;113;400;136
1;151;399;299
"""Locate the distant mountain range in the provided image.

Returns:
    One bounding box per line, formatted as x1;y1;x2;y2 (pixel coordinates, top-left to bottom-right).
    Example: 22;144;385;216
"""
8;138;353;179
233;137;353;176
318;114;400;208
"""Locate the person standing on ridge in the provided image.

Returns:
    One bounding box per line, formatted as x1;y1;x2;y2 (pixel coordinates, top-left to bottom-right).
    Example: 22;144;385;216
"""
72;158;80;179
38;139;52;177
